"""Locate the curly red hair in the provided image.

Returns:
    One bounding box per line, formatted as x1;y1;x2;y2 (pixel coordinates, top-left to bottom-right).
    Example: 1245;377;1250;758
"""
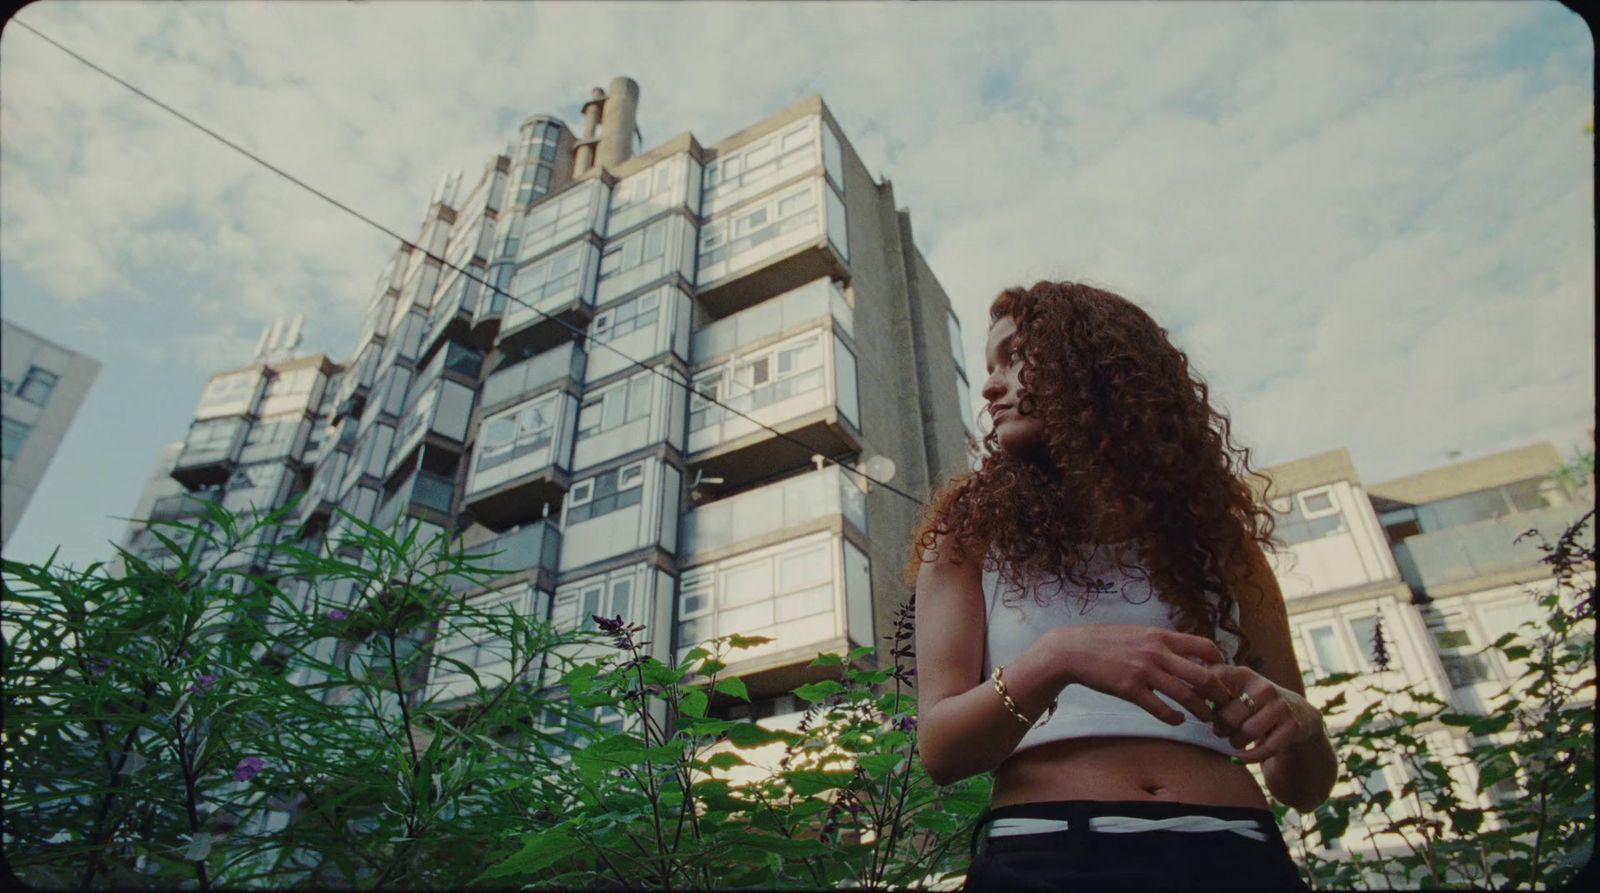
906;281;1277;666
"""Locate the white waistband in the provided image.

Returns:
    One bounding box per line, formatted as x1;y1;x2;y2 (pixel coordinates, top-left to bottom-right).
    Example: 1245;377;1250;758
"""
988;815;1269;843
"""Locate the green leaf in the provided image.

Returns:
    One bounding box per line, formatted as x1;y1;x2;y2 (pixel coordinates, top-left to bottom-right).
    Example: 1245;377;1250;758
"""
786;769;854;796
681;689;709;719
725;722;798;749
473;825;579;882
809;653;843;668
713;677;750;702
846;646;876;662
703;751;748;771
793;680;846;703
858;752;905;777
725;634;774;650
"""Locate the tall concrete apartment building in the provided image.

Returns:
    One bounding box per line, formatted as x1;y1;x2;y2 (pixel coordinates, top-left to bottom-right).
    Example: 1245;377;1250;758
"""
1;320;101;549
135;78;973;731
1260;440;1593;880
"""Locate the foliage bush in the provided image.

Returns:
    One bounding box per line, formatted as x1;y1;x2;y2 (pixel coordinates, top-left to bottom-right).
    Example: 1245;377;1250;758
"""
2;501;1589;889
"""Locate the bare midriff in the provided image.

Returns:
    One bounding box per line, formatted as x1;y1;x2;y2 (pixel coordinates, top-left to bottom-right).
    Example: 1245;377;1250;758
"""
990;737;1272;809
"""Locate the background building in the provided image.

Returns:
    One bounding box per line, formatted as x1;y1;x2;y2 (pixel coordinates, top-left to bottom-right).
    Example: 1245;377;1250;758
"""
1259;440;1593;876
127;77;972;744
1;320;101;549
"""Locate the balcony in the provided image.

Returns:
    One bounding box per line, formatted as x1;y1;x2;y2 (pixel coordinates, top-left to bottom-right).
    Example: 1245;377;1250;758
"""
1392;503;1592;597
674;530;874;699
496;243;600;356
418;272;496;365
172;419;249;490
463;392;577;531
447;521;562;593
480;342;586;415
692;277;852;361
687;325;861;490
387;378;477;480
372;469;456;531
679;465;867;562
695;177;849;320
147;488;222;523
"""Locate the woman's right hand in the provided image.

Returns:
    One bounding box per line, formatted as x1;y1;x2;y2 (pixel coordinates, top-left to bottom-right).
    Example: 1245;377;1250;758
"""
1047;624;1234;725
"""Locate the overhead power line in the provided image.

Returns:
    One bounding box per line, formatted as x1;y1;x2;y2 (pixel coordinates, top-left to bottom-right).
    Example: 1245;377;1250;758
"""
13;17;937;510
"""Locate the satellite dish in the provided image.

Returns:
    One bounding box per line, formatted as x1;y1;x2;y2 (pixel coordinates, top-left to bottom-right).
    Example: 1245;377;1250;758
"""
863;455;896;484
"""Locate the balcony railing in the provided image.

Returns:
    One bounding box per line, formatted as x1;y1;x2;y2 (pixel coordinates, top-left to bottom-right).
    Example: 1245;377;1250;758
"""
448;522;562;591
374;469;456;530
680;465;866;558
481;342;586;412
1391;502;1592;595
691;277;851;363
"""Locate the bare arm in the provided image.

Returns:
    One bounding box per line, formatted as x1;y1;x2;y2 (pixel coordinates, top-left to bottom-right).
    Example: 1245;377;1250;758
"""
914;535;1231;786
1212;543;1338;813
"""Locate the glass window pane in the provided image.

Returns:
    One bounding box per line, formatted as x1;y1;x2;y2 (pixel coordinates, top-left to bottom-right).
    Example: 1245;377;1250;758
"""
1308;626;1349;674
626;376;651;421
779;545;831;592
610;579;633;622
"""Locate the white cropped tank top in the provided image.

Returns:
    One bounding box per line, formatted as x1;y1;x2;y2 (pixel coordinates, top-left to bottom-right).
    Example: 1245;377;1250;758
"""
981;543;1241;758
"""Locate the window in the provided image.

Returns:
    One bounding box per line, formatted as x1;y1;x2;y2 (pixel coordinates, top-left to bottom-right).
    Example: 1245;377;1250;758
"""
1298;487;1338;518
1426;611;1494;687
1346;614;1394;670
186;418;243;453
947;312;964;373
476;394;558;474
565;462;645;525
575;373;652;440
522;184;596;261
591;289;662;344
598;220;668;281
1271;489;1348;545
551;575;640;633
698;182;820;270
1;416;30;459
513;245;584;309
702;121;818;209
675;537;836;656
690;334;825;431
16;367;59;406
1306;624;1352;676
432;585;534;696
610;161;674;217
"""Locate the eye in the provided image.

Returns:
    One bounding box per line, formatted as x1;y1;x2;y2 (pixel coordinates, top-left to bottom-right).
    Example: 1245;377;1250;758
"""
1008;348;1023;364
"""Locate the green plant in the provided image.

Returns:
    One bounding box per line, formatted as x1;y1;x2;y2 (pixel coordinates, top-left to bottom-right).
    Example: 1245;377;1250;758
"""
1284;509;1594;889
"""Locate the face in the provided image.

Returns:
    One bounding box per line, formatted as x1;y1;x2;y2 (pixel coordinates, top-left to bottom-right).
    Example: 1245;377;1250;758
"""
982;314;1048;461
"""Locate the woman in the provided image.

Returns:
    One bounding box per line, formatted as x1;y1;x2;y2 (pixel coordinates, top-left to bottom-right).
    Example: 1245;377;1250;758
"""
909;281;1336;890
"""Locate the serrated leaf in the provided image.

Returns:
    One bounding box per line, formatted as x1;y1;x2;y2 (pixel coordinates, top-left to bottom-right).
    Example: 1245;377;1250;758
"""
809;653;843;668
473;826;578;882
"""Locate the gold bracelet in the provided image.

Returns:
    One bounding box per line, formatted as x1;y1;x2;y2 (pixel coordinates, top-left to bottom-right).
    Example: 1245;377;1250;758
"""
991;665;1056;727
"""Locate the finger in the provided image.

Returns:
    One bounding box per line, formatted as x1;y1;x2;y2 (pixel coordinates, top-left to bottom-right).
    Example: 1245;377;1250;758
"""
1231;703;1287;752
1164;632;1226;665
1148;671;1213;722
1161;654;1234;707
1212;697;1253;733
1132;688;1187;726
1234;722;1298;765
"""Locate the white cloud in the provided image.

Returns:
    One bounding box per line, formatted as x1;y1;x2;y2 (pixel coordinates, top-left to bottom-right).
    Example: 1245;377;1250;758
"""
0;0;1591;567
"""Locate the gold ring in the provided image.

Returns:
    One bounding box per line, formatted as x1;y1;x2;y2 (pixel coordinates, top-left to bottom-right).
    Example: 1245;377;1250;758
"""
1237;691;1257;711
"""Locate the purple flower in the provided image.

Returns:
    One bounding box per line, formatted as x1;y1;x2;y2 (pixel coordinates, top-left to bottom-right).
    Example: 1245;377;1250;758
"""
89;657;113;676
893;714;917;732
232;756;265;783
190;673;218;694
326;609;348;621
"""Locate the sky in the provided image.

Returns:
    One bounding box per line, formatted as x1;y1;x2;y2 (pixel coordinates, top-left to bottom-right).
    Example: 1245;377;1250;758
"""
0;0;1592;570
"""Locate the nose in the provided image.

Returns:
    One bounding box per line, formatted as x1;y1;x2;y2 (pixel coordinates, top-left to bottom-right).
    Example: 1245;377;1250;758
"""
980;369;1007;404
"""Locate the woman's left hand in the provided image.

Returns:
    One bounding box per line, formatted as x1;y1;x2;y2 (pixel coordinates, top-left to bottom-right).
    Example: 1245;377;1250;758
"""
1206;665;1324;764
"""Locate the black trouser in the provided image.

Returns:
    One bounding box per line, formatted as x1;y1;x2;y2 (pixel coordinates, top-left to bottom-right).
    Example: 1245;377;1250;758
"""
964;800;1310;891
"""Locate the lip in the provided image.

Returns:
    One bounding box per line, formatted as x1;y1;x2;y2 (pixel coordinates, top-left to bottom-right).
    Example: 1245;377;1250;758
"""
989;405;1013;423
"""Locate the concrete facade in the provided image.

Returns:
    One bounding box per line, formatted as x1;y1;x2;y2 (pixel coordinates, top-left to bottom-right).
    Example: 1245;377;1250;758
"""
1;320;101;548
131;80;973;735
